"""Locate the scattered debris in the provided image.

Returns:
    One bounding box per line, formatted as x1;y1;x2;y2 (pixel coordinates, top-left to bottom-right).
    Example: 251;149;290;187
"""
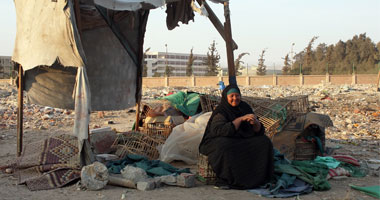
81;162;109;191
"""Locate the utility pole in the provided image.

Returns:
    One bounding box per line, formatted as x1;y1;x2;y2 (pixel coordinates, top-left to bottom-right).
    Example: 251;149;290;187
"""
246;63;249;76
165;44;168;77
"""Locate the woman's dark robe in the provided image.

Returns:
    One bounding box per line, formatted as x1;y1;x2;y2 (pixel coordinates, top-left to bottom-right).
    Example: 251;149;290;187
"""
199;85;274;189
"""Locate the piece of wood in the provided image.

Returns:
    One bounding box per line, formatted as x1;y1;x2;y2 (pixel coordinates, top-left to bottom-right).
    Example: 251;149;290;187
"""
17;64;23;157
196;0;238;50
108;175;136;189
135;102;140;131
74;0;82;35
377;69;380;91
223;2;236;85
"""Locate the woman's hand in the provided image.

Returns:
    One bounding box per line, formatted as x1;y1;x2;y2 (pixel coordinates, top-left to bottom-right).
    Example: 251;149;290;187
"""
240;114;258;125
233;114;261;130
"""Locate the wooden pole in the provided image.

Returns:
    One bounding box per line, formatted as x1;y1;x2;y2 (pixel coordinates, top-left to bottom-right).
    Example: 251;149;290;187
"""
16;64;23;157
134;10;149;131
223;2;236;85
195;0;238;50
135;103;140;131
377;68;380;91
74;0;82;35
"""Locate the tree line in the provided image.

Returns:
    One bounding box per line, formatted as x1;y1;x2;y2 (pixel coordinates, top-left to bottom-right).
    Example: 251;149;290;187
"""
143;33;379;77
284;33;380;75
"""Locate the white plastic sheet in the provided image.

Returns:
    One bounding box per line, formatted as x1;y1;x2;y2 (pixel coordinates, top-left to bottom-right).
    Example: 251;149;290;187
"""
73;67;91;152
159;112;212;165
94;0;165;11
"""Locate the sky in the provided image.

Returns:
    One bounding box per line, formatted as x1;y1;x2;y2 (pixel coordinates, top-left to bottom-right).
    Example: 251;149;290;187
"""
1;0;380;69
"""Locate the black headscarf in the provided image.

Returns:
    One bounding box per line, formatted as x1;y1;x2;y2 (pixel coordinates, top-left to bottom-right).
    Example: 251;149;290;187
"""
199;85;256;153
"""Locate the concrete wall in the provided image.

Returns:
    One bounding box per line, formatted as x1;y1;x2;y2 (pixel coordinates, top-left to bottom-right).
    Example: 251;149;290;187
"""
195;76;219;87
356;74;378;84
330;75;352;85
142;77;165;87
277;75;300;86
249;76;274;86
168;77;191;87
304;75;326;85
3;74;377;87
141;74;378;87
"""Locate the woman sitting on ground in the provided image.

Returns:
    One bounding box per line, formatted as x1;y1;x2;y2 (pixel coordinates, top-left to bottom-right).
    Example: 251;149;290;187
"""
199;84;274;189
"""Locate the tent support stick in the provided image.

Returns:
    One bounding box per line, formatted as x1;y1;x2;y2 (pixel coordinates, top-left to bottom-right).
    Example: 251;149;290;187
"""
134;10;149;132
74;0;82;35
223;2;236;85
135;103;140;131
17;64;23;157
196;0;237;50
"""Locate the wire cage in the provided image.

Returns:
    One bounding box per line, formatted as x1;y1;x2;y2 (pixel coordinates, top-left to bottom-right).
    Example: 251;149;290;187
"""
111;131;164;160
278;95;309;116
242;95;310;134
243;98;283;139
197;153;216;184
140;123;174;142
137;101;175;142
294;138;318;160
199;94;221;113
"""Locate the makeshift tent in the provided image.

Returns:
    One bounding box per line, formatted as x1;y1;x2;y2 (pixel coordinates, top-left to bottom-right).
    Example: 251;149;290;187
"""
12;0;239;160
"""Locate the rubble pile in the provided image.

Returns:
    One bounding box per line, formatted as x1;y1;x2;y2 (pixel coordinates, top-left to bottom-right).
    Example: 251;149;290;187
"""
1;82;379;175
0;83;74;131
142;84;379;142
141;83;379;174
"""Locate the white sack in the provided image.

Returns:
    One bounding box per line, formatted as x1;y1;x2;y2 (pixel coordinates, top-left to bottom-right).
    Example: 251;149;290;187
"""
159;112;212;165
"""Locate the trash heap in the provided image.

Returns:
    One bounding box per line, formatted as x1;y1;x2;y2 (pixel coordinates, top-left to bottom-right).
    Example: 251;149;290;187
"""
1;82;379;193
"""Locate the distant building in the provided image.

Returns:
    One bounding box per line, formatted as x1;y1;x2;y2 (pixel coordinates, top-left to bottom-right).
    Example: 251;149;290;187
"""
239;65;258;76
144;52;208;77
0;56;13;78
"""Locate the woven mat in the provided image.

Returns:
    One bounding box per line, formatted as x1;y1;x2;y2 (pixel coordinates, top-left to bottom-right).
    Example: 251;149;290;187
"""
12;134;81;191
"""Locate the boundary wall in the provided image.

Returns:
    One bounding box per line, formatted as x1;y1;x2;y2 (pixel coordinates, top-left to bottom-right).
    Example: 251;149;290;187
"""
142;74;378;87
1;74;377;87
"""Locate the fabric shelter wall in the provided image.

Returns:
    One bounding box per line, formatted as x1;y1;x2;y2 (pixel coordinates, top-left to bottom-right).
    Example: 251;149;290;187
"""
20;3;149;111
81;25;137;111
24;64;77;109
12;0;85;71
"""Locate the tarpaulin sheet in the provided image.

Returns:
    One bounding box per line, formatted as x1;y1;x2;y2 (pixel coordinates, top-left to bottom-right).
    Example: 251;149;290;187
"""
24;64;76;109
273;112;331;160
22;7;150;111
160;91;200;116
350;185;380;199
12;0;85;71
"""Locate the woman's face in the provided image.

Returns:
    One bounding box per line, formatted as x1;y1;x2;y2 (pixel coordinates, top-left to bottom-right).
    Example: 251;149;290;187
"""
227;92;241;107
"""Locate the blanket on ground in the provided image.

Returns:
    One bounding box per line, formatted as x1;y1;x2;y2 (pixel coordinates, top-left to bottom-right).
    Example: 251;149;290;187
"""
4;134;81;191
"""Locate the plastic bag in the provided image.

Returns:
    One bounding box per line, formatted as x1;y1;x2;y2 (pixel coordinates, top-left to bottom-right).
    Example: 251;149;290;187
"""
159;112;212;164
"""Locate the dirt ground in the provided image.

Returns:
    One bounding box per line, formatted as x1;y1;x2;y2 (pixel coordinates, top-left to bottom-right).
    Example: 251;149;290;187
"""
0;109;379;200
